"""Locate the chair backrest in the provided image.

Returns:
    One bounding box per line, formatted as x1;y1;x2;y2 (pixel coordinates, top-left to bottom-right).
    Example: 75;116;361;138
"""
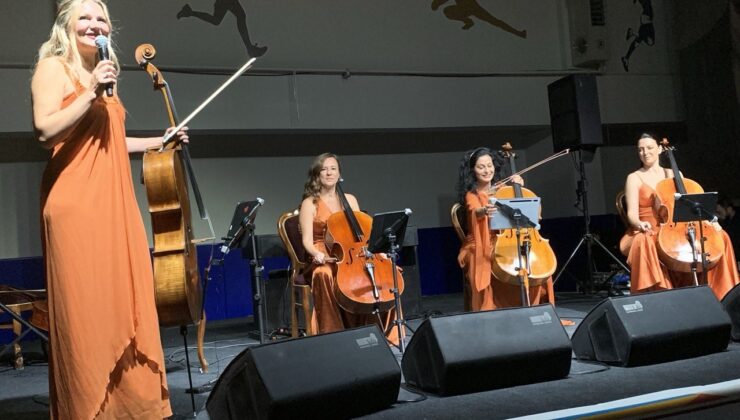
277;210;308;276
615;190;629;228
450;203;467;242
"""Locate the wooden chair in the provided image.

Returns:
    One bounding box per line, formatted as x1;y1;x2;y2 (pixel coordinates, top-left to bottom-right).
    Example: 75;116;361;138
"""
615;190;629;228
450;203;472;312
276;210;315;337
0;286;47;369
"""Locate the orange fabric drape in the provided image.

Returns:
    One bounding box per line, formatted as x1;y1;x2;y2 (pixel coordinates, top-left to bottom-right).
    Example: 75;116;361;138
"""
620;184;740;299
457;191;554;311
304;199;403;345
41;82;171;419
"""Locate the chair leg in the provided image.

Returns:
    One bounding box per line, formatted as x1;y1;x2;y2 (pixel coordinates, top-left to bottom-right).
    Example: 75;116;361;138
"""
463;275;473;312
290;282;299;338
299;286;314;336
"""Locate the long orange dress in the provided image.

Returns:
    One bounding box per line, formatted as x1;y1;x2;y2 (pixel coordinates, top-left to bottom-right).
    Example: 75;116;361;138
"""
304;198;402;345
620;183;739;299
40;80;171;419
458;191;554;311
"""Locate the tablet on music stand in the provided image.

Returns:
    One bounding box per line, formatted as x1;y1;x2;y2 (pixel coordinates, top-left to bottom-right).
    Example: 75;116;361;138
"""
223;200;262;243
673;192;718;223
367;210;410;254
489;197;540;230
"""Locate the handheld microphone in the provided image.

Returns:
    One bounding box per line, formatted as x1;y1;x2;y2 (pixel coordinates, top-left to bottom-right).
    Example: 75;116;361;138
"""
94;35;113;97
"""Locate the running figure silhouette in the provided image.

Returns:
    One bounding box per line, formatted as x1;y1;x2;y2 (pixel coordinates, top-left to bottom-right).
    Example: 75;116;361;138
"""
432;0;527;38
621;0;654;72
177;0;268;57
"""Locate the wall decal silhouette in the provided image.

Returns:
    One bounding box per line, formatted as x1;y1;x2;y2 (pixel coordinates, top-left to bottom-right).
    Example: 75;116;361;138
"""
177;0;268;57
621;0;654;72
431;0;527;39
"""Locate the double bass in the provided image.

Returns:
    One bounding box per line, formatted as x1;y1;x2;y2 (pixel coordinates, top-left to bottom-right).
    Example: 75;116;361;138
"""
135;44;208;371
491;143;557;305
655;139;724;277
325;180;404;314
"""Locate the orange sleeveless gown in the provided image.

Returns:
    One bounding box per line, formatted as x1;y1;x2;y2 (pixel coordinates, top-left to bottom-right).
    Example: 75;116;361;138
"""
41;82;171;419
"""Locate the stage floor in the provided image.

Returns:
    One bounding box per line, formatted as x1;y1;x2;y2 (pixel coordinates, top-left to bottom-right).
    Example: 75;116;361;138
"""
2;292;740;419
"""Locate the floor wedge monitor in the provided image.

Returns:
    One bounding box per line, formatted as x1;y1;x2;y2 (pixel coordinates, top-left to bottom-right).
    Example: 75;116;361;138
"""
572;286;731;367
206;325;401;419
401;304;571;396
721;282;740;341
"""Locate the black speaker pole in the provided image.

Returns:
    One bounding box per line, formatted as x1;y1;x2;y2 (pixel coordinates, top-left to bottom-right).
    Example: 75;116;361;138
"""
553;149;630;294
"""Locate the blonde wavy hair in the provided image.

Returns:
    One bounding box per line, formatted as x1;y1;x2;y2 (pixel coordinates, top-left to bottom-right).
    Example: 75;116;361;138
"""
302;153;340;201
37;0;120;80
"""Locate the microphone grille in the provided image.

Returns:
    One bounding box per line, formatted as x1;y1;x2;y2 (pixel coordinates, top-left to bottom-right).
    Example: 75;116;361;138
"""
94;35;108;49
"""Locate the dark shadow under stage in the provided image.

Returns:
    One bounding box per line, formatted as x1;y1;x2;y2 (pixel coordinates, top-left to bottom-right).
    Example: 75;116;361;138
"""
2;292;740;419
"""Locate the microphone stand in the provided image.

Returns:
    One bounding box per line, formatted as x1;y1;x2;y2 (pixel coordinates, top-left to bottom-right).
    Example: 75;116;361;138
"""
367;210;412;353
220;199;267;344
385;229;406;353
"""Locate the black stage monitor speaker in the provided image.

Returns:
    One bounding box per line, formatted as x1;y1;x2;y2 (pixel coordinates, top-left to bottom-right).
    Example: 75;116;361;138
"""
721;283;740;341
401;304;572;396
572;286;731;367
548;74;603;152
206;325;401;419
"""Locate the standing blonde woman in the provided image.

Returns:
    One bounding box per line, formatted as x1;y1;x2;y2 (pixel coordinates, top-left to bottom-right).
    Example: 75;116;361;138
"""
32;1;187;418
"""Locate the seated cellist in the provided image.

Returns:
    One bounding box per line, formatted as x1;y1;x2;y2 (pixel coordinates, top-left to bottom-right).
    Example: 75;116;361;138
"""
456;147;555;311
298;153;402;344
619;133;740;299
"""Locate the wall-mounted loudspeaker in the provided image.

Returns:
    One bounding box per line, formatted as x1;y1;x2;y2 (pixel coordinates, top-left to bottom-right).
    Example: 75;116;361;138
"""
401;304;572;396
572;286;731;367
548;74;603;153
206;325;401;419
721;283;740;341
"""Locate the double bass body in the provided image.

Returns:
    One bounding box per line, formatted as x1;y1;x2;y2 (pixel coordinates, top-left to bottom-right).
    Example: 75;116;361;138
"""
143;148;202;326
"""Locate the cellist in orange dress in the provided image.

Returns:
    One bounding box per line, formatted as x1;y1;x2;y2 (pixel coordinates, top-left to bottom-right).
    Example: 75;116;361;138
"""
298;153;402;344
456;147;555;311
619;133;739;299
32;1;187;418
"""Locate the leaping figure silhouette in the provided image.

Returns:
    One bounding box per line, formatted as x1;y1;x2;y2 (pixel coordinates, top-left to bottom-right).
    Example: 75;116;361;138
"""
432;0;527;38
177;0;268;57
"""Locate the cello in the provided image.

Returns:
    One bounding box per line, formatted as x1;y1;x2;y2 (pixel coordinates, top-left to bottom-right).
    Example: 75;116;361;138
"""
135;44;208;372
325;180;404;314
491;143;557;305
655;139;724;279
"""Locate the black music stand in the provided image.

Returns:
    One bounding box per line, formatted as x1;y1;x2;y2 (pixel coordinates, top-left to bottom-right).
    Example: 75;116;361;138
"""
489;198;541;306
673;192;719;285
367;209;411;353
221;199;267;343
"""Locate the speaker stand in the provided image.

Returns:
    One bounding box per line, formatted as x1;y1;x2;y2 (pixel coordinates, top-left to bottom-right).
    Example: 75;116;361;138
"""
553;149;630;294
